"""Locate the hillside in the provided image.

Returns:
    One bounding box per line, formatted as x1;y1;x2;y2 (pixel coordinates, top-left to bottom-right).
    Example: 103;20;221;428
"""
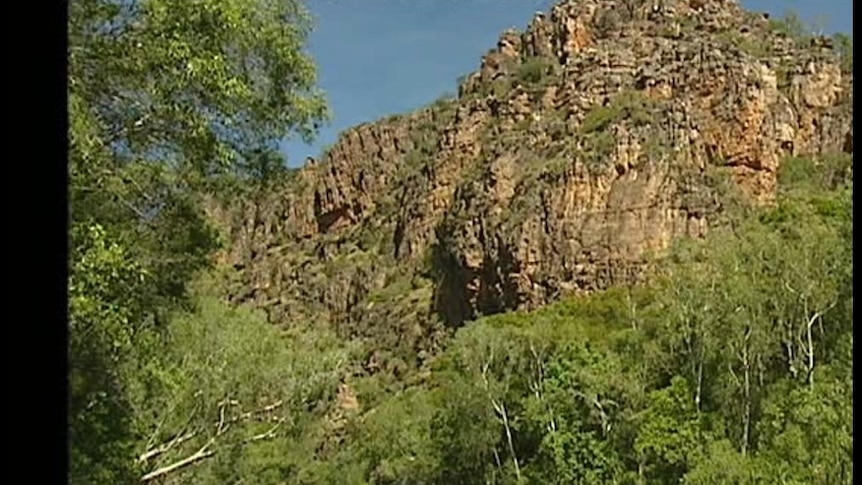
210;0;852;374
68;1;852;483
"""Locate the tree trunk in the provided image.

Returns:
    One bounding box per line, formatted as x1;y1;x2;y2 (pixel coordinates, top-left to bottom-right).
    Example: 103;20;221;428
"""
493;447;503;473
482;360;521;482
741;337;751;457
806;317;815;388
695;360;703;414
497;401;521;481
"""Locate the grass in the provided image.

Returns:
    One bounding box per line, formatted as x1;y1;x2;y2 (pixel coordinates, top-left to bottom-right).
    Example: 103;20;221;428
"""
580;91;657;134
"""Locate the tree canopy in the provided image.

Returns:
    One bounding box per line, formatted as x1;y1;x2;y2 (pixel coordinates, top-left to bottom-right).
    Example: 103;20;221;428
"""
68;1;329;483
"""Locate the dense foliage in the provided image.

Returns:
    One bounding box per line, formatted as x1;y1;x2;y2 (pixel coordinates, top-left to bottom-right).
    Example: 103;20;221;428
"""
68;0;329;483
74;151;850;484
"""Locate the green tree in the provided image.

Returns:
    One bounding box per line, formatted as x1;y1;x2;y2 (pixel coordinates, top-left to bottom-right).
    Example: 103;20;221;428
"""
433;321;534;484
650;241;722;416
68;1;329;483
69;224;149;484
633;377;706;484
425;292;648;484
69;0;328;301
754;374;853;485
350;388;441;484
683;439;757;485
523;342;631;484
128;277;353;484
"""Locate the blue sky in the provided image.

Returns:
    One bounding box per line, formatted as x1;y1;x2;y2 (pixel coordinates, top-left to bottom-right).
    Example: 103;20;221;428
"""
280;0;853;166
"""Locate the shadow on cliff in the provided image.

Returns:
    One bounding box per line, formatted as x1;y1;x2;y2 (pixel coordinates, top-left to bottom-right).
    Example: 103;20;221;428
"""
427;235;522;329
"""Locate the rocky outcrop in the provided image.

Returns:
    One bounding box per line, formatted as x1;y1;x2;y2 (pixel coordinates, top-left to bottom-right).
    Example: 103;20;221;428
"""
211;0;852;364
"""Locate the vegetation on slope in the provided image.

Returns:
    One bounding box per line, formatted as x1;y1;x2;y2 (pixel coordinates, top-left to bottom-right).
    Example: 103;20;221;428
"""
74;149;853;484
295;153;852;485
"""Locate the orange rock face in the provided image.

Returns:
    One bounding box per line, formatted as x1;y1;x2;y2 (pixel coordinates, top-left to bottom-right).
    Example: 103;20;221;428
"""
211;0;852;355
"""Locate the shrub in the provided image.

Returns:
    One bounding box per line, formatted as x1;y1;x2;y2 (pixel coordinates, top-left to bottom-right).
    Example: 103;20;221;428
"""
767;10;814;43
832;32;853;72
580;91;656;134
515;57;555;85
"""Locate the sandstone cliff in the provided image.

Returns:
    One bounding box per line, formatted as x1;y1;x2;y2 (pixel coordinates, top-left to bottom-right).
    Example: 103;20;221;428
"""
211;0;852;373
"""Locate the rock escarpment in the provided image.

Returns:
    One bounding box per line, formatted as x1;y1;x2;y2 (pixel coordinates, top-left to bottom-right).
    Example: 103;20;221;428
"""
211;0;852;371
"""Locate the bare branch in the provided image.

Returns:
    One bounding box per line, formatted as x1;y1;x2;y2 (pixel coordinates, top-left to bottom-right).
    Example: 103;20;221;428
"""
246;420;284;443
141;438;217;482
479;351;520;481
139;402;202;464
137;431;198;464
138;400;284;474
259;400;284;413
217;403;227;435
727;363;741;388
222;400;284;427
